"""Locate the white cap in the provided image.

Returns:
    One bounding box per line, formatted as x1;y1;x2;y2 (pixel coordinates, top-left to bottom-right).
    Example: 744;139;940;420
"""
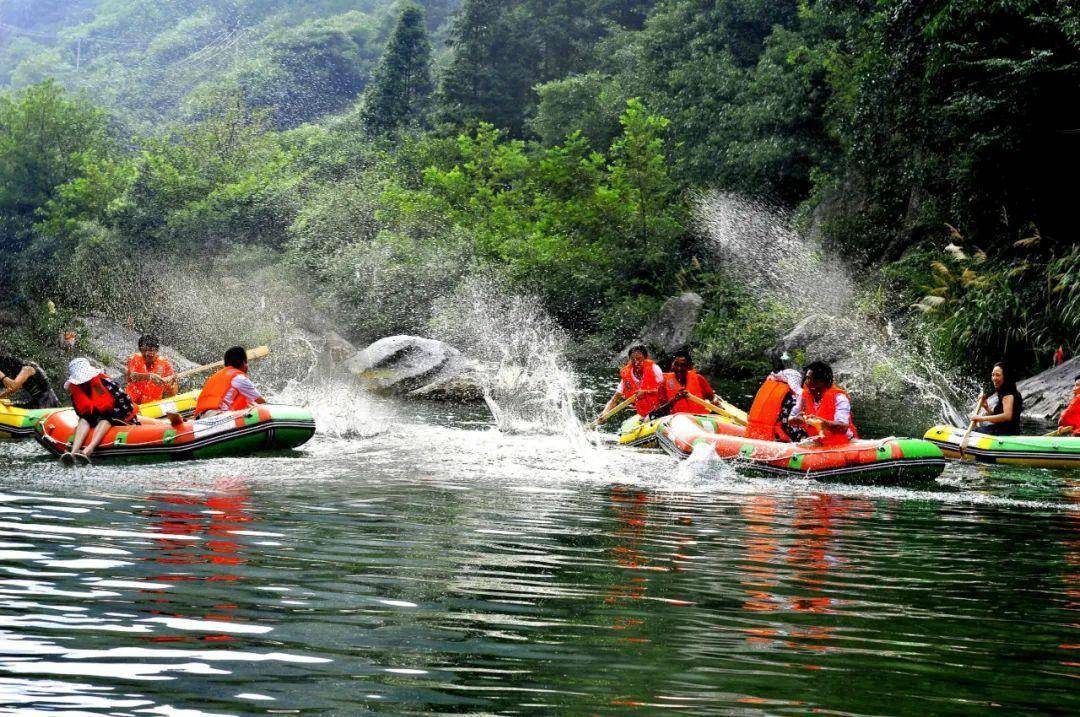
64;358;101;389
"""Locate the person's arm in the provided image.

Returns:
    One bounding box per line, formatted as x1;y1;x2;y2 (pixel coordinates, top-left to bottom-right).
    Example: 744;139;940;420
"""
821;393;852;431
160;361;178;397
0;365;35;399
233;374;267;405
975;394;1014;424
788;392;807;424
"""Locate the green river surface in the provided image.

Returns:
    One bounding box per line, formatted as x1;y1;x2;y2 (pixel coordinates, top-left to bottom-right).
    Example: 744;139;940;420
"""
0;382;1077;716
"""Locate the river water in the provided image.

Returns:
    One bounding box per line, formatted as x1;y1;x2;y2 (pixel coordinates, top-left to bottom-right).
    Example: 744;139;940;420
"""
0;387;1077;716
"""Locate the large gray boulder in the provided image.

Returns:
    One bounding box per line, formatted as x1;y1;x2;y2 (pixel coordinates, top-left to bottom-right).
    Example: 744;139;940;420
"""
1018;357;1080;423
623;292;704;359
769;314;853;369
346;336;485;402
78;315;198;378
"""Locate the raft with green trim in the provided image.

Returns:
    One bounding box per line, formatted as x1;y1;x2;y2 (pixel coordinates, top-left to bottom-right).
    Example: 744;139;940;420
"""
618;412;743;448
1;390;199;441
659;413;946;483
34;404;315;462
924;425;1080;468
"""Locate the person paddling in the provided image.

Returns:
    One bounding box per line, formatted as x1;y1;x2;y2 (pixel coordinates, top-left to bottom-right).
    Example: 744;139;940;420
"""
126;335;178;405
0;351;60;409
789;361;857;446
61;358;140;464
597;345;664;422
1055;374;1080;436
970;361;1023;436
746;368;806;442
654;348;715;416
194;346;267;419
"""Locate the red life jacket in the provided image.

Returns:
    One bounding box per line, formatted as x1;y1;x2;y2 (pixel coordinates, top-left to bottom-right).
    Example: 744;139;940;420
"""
747;377;793;441
69;374;118;418
620;360;661;417
195;367;251;418
1060;392;1080;435
802;385;858;447
663;370;710;415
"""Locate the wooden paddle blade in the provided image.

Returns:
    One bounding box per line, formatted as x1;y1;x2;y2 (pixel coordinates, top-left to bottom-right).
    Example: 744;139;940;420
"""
245;345;270;360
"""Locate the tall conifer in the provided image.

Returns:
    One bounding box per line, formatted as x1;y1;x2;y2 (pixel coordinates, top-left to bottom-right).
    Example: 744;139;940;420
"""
362;3;434;133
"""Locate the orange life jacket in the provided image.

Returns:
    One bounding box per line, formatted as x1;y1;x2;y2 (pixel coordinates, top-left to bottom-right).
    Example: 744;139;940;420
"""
70;374;118;418
663;370;710;415
126;353;173;404
620;360;661;417
1060;392;1080;435
802;385;858;447
195;367;250;418
747;377;793;441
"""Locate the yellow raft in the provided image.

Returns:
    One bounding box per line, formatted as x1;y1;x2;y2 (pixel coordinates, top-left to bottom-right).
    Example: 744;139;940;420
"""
0;390;198;441
618;413;744;449
924;425;1080;469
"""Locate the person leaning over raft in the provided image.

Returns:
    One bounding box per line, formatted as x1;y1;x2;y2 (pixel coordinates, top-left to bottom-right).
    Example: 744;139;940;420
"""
0;351;60;408
654;348;715;416
194;346;267;419
788;361;857;447
599;344;664;420
126;334;178;405
61;358;140;463
1055;374;1080;436
970;361;1023;436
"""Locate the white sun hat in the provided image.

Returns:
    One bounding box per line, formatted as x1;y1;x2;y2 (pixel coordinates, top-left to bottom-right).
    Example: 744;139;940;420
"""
64;358;101;389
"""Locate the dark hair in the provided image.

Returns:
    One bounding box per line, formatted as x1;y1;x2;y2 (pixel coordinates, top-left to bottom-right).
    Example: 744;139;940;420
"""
138;334;160;350
1074;373;1080;382
804;361;834;387
671;347;694;366
628;344;649;359
992;361;1018;395
224;346;248;369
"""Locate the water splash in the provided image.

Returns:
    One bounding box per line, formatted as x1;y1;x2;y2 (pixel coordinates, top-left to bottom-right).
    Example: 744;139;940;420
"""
695;191;976;428
428;276;586;442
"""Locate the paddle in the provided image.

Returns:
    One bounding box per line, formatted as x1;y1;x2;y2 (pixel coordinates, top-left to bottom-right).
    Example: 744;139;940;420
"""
959;395;985;460
173;346;271;382
587;395;636;430
686;394;748;426
1044;426;1072;437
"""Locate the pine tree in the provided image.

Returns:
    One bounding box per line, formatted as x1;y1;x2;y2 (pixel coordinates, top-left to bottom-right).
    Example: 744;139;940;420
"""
362;3;434;133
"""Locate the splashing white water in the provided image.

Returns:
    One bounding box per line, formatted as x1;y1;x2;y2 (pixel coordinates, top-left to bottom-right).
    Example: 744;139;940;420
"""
695;191;976;427
429;276;586;442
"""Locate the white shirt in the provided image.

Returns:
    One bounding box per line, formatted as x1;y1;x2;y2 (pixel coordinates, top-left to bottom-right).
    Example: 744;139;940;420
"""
791;390;852;433
617;364;664;395
220;373;262;411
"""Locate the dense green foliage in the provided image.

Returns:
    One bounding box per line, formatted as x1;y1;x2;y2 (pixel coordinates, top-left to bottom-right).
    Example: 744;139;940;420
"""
2;0;1077;380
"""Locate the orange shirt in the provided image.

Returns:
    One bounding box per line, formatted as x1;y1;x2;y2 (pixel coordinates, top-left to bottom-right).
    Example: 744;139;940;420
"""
1060;392;1080;435
126;353;174;405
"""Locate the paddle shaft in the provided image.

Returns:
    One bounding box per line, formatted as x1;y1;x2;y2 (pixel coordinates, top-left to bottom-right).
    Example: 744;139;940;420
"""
588;395;637;429
959;395;985;460
686;393;748;426
173;346;270;382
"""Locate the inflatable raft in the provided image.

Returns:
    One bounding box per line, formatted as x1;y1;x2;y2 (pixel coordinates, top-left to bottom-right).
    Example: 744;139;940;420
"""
924;425;1080;468
0;390;198;441
660;414;946;483
617;412;742;448
35;404;315;462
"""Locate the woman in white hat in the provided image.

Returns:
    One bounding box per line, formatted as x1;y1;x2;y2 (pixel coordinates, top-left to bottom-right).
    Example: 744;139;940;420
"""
62;358;139;464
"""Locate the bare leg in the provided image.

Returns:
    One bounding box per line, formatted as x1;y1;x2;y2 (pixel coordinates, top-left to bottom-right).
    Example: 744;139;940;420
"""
68;418;92;456
81;420;112;457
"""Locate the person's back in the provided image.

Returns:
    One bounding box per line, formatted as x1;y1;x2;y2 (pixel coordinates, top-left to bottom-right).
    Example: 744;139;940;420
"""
194;347;265;418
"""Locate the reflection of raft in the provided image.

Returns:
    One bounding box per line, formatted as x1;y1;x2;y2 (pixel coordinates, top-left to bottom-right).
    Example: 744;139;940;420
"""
659;414;946;483
617;413;742;448
924;425;1080;468
35;404;315;462
0;391;198;441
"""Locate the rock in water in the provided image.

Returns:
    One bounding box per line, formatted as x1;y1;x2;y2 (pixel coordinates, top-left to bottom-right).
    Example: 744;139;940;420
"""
1018;357;1080;423
625;292;704;358
769;314;855;370
346;336;484;402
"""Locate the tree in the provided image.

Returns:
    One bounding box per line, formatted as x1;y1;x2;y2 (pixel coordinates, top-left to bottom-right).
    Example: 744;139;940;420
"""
362;4;435;133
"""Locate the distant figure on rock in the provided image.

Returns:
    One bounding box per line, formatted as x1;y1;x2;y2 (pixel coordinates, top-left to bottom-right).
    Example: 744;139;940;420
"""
126;335;177;405
970;361;1023;436
1056;374;1080;436
0;351;60;408
654;348;715;416
194;346;266;419
599;345;664;420
789;361;857;446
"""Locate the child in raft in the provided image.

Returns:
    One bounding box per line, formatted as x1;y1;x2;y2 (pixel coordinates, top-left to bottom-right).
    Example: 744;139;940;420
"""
61;358;181;464
1057;374;1080;436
